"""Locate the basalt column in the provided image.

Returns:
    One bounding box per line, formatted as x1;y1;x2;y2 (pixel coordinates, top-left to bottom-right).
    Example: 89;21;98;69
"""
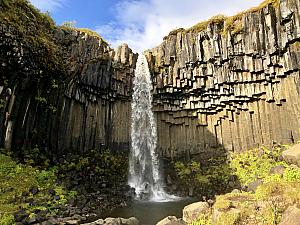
146;0;300;160
0;25;137;155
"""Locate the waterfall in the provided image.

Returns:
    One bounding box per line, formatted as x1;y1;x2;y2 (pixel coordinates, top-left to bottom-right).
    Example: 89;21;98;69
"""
128;54;173;202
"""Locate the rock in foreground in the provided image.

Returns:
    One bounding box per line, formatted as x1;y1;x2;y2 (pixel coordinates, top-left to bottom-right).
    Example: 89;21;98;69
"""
156;216;184;225
82;217;139;225
282;143;300;167
182;202;209;224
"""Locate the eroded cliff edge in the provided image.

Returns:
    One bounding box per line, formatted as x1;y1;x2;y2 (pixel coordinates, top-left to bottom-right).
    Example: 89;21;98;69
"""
146;0;300;160
0;1;137;156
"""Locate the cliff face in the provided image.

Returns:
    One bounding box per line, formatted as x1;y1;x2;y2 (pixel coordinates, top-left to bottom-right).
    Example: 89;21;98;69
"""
0;1;137;156
52;29;136;154
146;0;300;159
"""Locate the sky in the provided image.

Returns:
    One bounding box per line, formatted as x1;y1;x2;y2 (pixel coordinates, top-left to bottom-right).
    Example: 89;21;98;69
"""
29;0;263;53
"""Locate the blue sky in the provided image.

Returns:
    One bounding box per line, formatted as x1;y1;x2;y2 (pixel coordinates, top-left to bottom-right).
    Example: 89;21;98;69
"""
29;0;263;52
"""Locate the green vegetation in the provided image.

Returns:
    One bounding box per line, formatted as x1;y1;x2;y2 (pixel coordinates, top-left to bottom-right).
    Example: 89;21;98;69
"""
189;213;213;225
60;25;108;44
0;153;75;225
61;20;77;28
0;0;67;134
174;156;233;195
189;144;300;225
166;0;280;38
230;146;287;186
59;149;128;184
0;0;62;71
187;15;227;33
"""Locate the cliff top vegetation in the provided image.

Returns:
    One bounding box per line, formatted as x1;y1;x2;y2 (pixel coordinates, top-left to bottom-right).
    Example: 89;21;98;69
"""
167;0;280;37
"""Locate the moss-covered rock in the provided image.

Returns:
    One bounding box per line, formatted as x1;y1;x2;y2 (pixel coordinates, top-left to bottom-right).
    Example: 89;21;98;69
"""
188;144;300;225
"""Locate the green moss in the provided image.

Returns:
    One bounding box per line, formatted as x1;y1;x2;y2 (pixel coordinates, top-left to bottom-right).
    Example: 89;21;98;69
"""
0;214;15;225
188;144;300;225
290;40;300;51
173;157;232;194
168;28;185;36
248;0;280;13
189;213;213;225
187;14;227;33
164;0;280;38
214;195;231;210
230;147;288;186
60;26;109;45
216;210;240;225
0;153;74;224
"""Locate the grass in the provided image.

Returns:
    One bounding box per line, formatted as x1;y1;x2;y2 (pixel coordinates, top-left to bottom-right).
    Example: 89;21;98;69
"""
0;153;74;225
187;15;227;33
60;26;109;45
166;0;280;37
230;146;288;186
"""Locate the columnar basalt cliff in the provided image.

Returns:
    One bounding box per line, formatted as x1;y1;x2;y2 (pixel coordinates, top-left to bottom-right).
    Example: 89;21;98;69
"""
0;5;137;156
146;0;300;160
52;30;137;154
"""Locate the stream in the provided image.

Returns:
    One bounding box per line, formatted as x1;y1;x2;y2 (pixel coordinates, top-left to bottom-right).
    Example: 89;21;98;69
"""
102;197;198;225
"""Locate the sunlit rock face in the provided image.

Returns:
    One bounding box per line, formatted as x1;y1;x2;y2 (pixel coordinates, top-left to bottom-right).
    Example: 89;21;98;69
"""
146;0;300;160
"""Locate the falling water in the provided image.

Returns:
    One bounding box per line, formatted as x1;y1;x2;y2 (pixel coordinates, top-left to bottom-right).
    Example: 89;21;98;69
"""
128;54;174;202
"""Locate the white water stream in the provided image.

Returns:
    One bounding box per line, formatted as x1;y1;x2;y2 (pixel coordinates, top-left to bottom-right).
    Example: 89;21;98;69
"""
128;54;176;202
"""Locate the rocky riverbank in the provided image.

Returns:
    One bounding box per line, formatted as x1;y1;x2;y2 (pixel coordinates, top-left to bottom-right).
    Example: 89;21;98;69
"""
157;143;300;225
0;150;136;225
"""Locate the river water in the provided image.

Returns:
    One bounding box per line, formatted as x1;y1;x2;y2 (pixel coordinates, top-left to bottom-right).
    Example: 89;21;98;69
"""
103;197;198;225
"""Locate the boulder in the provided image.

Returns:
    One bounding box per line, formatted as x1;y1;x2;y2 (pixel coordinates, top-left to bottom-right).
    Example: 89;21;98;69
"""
81;217;139;225
279;205;300;225
182;201;209;224
247;179;263;192
269;165;286;175
282;144;300;167
156;216;184;225
121;217;139;225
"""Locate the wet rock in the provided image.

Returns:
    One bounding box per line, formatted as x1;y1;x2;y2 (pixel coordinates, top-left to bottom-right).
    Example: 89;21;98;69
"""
82;217;139;225
14;210;29;222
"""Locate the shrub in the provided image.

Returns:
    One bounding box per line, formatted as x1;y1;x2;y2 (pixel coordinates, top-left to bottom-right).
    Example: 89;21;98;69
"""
230;147;287;186
0;214;15;225
0;153;76;223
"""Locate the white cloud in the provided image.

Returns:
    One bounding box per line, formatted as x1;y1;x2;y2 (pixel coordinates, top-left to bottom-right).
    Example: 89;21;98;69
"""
29;0;67;12
96;0;263;53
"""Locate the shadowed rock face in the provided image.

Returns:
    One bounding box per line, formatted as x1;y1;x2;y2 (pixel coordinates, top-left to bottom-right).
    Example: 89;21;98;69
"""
51;30;138;154
0;24;137;156
146;0;300;160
